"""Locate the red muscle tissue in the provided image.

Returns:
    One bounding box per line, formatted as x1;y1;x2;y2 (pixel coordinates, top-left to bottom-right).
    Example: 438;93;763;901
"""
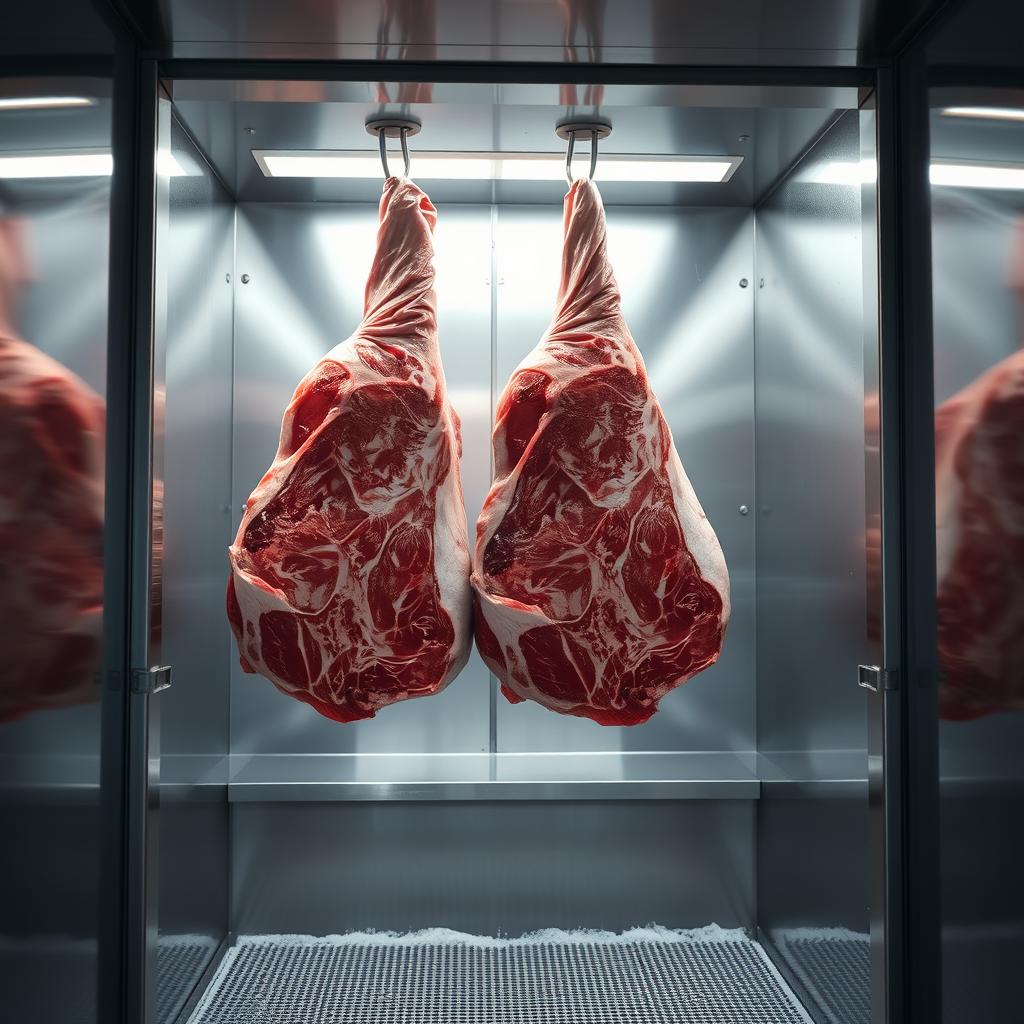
936;348;1024;721
472;179;730;726
0;219;105;722
935;219;1024;721
227;179;471;722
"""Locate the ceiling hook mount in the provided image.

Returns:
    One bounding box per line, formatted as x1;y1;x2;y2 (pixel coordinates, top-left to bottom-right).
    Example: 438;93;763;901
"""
556;117;612;185
365;114;422;179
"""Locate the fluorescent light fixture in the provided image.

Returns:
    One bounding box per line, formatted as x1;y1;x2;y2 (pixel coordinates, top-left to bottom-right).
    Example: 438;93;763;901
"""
0;150;112;178
0;95;96;111
810;157;1024;191
930;160;1024;189
0;148;187;179
253;150;743;184
942;106;1024;123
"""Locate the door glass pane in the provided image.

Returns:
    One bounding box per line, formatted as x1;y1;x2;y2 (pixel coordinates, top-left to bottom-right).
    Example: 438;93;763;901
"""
0;71;112;1024
927;6;1024;1016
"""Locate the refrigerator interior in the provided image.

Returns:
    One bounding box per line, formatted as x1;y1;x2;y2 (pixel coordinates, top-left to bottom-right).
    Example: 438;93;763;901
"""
148;77;876;1024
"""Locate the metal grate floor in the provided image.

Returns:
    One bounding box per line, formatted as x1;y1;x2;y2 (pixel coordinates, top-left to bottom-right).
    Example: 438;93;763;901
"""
773;929;870;1024
159;934;220;1024
188;926;812;1024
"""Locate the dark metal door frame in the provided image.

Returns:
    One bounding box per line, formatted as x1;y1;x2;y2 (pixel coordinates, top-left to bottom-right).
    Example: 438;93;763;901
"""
98;39;161;1024
100;51;940;1024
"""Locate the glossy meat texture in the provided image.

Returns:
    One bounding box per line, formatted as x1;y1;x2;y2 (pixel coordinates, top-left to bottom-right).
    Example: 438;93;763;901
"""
0;334;105;722
227;178;471;722
472;179;730;726
936;348;1024;721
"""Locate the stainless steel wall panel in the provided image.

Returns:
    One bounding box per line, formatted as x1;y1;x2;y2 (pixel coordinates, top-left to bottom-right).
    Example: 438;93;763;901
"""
160;116;235;759
754;110;870;1023
754;111;869;757
228;200;755;761
231;800;755;936
154;114;235;1009
230;202;493;755
493;204;756;755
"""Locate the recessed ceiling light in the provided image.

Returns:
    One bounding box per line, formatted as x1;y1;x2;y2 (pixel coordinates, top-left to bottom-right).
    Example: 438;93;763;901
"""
808;158;1024;191
930;161;1024;190
0;95;96;111
0;149;187;179
253;150;743;184
0;150;112;178
941;106;1024;123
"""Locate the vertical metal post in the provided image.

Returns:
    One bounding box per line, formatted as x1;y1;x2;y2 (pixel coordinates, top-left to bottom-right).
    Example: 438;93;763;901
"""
873;53;941;1024
97;42;161;1024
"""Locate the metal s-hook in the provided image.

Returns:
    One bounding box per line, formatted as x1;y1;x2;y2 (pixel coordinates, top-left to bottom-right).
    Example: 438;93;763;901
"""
556;118;612;186
365;115;422;180
564;129;600;185
399;126;411;178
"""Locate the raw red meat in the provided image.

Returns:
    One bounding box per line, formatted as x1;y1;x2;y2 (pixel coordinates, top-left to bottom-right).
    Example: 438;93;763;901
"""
0;220;105;722
227;178;471;723
935;220;1024;721
936;348;1024;721
472;179;730;726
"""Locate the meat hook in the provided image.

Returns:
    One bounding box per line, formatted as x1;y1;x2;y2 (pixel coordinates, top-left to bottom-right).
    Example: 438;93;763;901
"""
377;125;412;180
565;128;599;186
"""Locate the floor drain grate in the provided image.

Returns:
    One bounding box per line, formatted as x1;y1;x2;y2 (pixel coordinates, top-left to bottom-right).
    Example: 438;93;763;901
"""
189;926;812;1024
158;934;219;1024
773;929;870;1024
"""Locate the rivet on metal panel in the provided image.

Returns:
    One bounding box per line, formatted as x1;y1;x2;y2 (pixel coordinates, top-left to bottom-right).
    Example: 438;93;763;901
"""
225;273;231;283
738;505;750;516
739;134;750;142
739;278;749;288
241;274;251;284
759;278;765;289
245;127;255;135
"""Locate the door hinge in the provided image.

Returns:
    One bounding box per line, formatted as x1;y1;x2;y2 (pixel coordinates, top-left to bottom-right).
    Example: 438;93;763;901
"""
130;665;172;695
858;664;899;692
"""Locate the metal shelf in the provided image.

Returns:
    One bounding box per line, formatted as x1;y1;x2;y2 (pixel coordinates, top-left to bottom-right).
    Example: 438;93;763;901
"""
226;751;761;802
756;751;868;800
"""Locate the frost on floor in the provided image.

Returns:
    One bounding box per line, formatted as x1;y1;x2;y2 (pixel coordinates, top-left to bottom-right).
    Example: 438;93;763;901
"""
188;925;813;1024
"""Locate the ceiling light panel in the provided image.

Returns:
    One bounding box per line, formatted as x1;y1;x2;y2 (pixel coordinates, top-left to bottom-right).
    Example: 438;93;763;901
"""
941;106;1024;123
0;149;187;179
0;151;112;178
0;95;96;111
930;161;1024;189
253;150;743;184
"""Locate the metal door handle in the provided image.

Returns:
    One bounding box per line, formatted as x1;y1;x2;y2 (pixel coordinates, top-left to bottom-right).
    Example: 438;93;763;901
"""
130;665;172;694
858;664;899;692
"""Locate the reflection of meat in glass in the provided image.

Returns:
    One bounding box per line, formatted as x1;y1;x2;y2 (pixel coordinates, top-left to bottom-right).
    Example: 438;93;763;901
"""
0;217;105;722
558;0;606;108
935;218;1024;721
375;0;437;105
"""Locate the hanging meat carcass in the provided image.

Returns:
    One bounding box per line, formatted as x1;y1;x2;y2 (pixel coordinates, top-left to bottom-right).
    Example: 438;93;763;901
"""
472;179;730;726
0;217;105;722
227;178;471;722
